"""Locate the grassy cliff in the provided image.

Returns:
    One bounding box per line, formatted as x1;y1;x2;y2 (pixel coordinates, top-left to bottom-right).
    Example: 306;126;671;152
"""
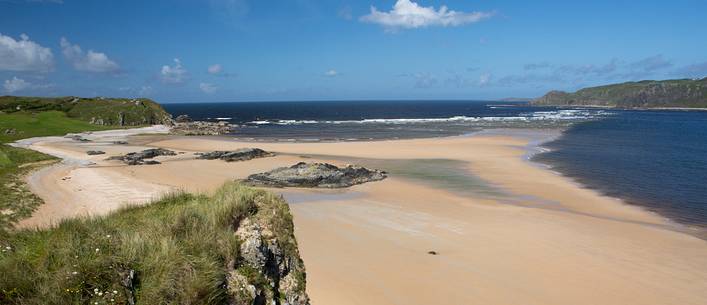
0;96;172;127
532;78;707;108
0;183;310;305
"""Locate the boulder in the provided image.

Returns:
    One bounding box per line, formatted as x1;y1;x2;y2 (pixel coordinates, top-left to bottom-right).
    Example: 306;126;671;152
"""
197;148;274;162
107;148;175;165
175;114;192;123
86;150;105;155
244;162;387;188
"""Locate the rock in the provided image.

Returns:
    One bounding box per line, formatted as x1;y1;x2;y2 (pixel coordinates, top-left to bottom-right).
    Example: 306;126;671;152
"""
107;148;175;165
244;162;387;188
170;120;235;136
3;128;16;135
174;114;192;123
197;148;274;162
67;135;92;142
86;150;105;155
427;251;438;255
229;213;309;305
113;141;129;145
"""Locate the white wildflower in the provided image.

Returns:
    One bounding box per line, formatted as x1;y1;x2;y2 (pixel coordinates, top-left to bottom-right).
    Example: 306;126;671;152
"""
4;246;10;250
72;271;78;275
98;292;103;296
112;290;118;294
94;288;99;293
111;299;115;302
106;235;111;238
95;248;100;252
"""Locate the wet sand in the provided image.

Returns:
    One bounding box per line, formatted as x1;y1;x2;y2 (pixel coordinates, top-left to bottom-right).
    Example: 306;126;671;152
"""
15;128;707;305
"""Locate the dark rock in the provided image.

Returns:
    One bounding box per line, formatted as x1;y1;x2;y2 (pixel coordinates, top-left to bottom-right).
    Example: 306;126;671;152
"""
108;148;176;165
4;128;16;135
86;150;105;155
113;141;129;145
68;135;92;142
197;148;274;162
244;162;387;188
170;119;235;136
427;251;438;255
175;114;192;123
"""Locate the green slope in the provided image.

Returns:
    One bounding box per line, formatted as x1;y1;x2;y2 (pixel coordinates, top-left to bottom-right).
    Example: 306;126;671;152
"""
532;78;707;108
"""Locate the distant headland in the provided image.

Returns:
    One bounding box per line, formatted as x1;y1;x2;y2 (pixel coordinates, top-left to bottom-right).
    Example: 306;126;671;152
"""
532;77;707;109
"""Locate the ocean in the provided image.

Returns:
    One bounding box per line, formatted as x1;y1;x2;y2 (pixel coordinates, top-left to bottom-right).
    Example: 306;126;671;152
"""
163;101;707;229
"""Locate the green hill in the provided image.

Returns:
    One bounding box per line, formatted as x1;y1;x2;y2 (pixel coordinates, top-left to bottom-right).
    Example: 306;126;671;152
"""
0;96;172;127
532;78;707;108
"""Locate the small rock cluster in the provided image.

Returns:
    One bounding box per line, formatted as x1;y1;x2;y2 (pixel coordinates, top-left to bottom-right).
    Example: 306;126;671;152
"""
196;148;273;162
106;148;176;165
170;114;235;135
86;150;105;155
244;162;387;188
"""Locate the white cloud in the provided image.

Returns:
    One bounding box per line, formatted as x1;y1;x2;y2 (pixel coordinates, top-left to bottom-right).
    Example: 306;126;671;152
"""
59;37;119;73
161;58;187;83
324;69;338;77
199;82;217;94
0;33;54;72
208;64;222;74
3;76;51;93
478;73;492;86
360;0;493;32
3;76;30;93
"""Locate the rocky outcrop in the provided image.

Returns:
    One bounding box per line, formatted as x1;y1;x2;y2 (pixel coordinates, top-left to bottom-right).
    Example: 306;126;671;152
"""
170;120;235;135
196;148;274;162
86;150;105;155
226;190;310;305
245;162;387;188
174;114;192;123
107;148;176;165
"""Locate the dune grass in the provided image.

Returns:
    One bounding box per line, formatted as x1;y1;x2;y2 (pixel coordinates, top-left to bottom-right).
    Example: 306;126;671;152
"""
0;144;57;235
0;182;303;305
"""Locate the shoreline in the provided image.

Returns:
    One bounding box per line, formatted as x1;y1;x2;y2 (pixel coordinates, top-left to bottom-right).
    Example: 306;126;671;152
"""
11;126;707;305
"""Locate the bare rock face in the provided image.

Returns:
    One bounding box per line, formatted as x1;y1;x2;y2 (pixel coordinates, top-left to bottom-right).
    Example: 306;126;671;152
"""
196;148;274;162
227;196;310;305
245;162;387;188
106;148;176;165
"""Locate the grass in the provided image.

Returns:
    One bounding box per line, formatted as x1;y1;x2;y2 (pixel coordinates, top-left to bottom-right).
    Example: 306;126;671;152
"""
0;96;172;127
0;111;116;143
0;144;58;236
0;182;306;305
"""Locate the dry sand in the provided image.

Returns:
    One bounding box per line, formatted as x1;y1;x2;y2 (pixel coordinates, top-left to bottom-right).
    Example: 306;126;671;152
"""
15;128;707;305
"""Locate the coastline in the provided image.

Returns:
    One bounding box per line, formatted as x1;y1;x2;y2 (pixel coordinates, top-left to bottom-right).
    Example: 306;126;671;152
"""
12;126;707;305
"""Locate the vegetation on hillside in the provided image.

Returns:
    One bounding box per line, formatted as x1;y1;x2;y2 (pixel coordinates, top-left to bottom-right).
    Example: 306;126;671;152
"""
0;96;172;127
0;182;309;305
0;111;116;143
0;145;57;235
532;78;707;108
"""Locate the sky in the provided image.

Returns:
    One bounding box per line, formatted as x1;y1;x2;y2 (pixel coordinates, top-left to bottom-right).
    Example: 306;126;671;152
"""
1;0;706;103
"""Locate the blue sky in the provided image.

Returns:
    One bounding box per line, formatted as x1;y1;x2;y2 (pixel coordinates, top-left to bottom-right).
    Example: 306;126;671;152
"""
1;0;706;103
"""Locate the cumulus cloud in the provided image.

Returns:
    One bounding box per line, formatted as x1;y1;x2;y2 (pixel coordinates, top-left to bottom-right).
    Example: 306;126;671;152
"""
3;76;51;93
199;82;217;94
360;0;494;32
324;69;338;77
60;37;119;73
207;64;222;75
3;76;30;93
161;58;187;83
478;73;492;86
0;33;54;72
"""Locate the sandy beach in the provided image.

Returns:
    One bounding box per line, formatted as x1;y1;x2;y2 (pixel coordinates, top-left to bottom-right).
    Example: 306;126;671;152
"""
15;128;707;305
